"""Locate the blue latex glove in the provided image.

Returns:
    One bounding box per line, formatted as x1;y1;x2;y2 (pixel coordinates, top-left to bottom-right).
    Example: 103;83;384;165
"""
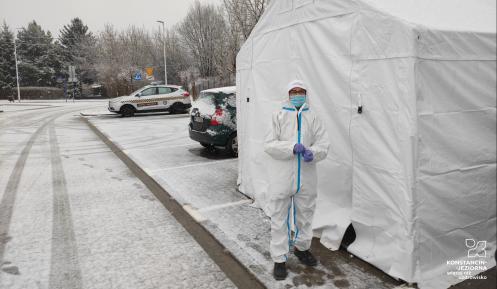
293;143;306;154
303;149;314;162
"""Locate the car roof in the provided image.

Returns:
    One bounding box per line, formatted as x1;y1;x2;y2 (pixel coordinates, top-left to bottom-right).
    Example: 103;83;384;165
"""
201;86;236;94
141;84;183;89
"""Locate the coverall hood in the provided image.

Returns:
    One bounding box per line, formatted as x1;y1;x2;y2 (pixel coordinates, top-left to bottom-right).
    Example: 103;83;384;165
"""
287;80;307;93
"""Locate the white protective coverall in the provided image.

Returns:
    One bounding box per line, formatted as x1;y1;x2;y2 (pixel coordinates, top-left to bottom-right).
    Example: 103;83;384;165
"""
264;81;330;263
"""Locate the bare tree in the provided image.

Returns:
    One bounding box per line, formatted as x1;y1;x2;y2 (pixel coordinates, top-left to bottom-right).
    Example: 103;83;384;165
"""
152;28;192;85
178;0;228;78
95;24;127;96
215;0;268;76
94;0;269;95
223;0;268;40
95;24;191;96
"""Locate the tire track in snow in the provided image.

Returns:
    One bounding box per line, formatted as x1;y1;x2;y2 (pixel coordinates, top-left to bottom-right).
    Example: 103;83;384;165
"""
0;113;57;168
0;115;55;269
0;106;96;282
47;123;82;289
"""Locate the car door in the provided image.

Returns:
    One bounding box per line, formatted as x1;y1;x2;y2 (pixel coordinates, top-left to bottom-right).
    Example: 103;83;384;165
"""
157;86;176;109
136;87;159;111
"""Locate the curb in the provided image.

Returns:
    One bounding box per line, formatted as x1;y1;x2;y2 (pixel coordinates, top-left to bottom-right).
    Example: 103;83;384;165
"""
81;116;267;289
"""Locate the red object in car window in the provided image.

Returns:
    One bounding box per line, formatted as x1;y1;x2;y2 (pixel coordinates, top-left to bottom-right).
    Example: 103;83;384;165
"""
210;108;223;126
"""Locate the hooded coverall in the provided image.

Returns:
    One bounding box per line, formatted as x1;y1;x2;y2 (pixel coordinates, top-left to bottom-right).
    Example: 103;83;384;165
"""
264;97;330;263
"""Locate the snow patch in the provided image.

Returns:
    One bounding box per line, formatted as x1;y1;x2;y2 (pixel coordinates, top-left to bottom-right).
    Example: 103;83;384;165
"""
183;204;206;222
206;129;219;136
192;97;215;117
201;86;236;94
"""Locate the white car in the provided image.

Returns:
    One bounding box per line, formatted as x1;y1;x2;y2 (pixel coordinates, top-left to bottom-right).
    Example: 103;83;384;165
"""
108;85;191;117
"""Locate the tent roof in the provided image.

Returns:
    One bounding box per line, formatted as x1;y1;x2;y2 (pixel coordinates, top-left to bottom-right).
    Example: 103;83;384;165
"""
363;0;496;33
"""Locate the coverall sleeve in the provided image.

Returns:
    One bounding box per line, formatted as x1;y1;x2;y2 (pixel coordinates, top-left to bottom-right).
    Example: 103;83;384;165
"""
309;115;330;162
264;111;295;160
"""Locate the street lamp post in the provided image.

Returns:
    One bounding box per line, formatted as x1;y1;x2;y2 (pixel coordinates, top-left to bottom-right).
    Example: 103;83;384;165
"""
13;32;21;102
157;20;167;85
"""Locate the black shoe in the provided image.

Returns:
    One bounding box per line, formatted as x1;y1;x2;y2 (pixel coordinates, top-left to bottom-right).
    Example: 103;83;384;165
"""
294;248;318;266
273;262;287;280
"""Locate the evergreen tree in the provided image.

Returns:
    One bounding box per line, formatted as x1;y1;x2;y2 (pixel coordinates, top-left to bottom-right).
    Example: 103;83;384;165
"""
0;22;16;94
59;18;97;84
16;21;62;86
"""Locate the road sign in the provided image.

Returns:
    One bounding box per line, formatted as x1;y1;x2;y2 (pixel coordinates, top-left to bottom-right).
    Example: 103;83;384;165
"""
145;67;154;76
145;67;154;81
134;72;142;80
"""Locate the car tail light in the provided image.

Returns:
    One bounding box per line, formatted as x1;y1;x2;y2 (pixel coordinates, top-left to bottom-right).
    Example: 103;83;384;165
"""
210;108;224;126
183;91;190;97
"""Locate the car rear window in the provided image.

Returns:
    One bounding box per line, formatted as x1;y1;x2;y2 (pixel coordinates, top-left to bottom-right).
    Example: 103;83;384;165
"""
158;87;178;94
225;93;236;108
193;91;235;116
199;92;235;106
198;92;215;100
193;94;216;116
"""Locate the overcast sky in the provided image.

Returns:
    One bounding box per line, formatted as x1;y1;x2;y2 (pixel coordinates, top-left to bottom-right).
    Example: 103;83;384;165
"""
0;0;222;37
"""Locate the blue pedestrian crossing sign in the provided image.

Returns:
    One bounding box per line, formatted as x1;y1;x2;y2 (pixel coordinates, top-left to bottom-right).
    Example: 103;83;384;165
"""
134;72;142;80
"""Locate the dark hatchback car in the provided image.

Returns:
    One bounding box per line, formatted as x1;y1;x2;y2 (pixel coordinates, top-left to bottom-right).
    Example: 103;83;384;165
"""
188;86;237;156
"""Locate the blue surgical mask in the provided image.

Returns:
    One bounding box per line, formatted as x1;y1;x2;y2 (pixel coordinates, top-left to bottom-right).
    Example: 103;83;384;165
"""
290;95;306;108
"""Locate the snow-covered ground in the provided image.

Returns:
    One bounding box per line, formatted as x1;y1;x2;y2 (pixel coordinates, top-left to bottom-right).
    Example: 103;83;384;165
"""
0;101;56;112
0;99;107;113
0;102;235;289
86;109;408;289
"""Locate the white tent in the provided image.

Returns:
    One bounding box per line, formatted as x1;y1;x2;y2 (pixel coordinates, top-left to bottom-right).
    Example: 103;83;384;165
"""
235;0;496;288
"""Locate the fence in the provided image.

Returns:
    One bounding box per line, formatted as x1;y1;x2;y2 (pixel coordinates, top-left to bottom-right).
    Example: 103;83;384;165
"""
188;75;235;100
0;87;64;100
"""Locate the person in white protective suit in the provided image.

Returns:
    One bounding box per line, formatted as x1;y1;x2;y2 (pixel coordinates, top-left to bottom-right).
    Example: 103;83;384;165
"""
264;80;330;280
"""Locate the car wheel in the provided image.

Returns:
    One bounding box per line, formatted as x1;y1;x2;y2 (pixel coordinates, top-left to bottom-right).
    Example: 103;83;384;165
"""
169;103;181;114
200;142;210;148
226;133;238;157
171;103;189;114
120;105;135;117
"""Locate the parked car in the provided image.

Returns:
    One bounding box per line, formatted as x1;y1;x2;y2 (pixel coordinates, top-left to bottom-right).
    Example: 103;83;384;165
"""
108;85;191;117
188;86;237;156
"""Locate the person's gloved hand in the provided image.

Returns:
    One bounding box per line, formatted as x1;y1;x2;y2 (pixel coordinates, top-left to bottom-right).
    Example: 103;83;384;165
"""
293;143;306;154
303;149;314;162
